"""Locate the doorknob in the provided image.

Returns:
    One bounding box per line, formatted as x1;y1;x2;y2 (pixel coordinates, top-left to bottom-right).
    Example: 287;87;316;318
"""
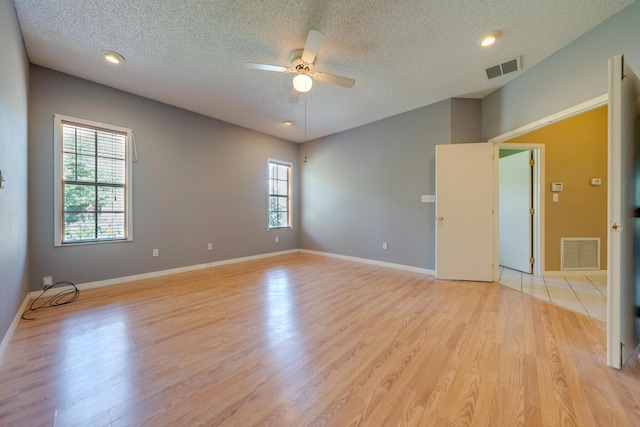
436;216;445;221
612;223;623;232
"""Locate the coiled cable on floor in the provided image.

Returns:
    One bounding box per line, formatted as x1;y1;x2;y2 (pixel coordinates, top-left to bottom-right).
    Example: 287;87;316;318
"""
22;281;79;320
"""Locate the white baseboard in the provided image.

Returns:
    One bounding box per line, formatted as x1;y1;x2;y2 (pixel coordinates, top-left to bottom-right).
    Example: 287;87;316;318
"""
0;292;31;362
67;249;433;294
544;270;607;277
54;249;301;295
4;248;430;361
299;249;436;276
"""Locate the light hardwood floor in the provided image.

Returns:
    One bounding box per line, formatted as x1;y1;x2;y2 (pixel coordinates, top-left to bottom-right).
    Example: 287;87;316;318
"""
1;253;639;426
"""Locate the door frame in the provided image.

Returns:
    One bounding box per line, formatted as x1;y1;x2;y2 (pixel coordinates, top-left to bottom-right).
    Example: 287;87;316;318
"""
488;94;608;279
497;145;544;276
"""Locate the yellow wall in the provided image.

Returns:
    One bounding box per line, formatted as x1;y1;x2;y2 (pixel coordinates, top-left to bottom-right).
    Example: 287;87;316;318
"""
504;106;608;271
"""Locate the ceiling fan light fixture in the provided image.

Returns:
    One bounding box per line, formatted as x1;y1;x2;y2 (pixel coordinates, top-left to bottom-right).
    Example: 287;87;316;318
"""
481;31;502;47
293;74;312;93
103;50;125;64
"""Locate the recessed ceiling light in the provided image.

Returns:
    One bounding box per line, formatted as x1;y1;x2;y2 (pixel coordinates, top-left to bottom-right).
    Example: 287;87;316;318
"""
481;31;502;47
103;50;125;64
283;120;293;126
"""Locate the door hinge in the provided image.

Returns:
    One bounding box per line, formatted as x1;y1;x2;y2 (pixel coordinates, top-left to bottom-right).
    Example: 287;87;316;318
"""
530;257;535;264
529;159;535;166
529;208;535;215
621;342;625;366
492;208;495;215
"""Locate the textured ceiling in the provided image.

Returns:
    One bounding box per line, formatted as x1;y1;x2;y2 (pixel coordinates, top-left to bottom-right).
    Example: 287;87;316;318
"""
13;0;635;142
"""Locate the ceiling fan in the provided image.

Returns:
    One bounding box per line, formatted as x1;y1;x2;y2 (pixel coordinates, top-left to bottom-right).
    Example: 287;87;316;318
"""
244;29;355;103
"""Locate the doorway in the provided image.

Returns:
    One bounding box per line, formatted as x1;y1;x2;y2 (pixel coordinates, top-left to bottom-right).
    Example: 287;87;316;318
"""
498;145;543;276
491;99;608;323
499;148;535;274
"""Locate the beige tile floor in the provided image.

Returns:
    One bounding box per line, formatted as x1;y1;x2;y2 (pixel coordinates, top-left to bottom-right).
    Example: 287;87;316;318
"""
498;266;607;322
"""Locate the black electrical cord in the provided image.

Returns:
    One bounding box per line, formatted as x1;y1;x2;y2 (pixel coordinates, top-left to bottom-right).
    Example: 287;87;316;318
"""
22;280;79;320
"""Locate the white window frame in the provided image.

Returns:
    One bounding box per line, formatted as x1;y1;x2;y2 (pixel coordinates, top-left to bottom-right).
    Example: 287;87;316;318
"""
267;159;293;230
53;114;133;246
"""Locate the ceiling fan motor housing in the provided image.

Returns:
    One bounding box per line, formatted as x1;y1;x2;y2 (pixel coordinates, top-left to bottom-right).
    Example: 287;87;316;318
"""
290;49;313;74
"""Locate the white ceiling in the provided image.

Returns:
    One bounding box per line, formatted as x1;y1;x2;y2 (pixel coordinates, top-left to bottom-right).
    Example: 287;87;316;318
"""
13;0;635;142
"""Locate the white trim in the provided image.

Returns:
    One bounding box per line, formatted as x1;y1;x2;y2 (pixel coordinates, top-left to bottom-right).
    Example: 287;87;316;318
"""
3;249;431;360
0;293;31;361
544;270;606;277
22;248;434;298
267;158;293;231
492;144;500;282
20;249;435;300
44;250;300;294
300;249;436;276
53;114;134;246
488;94;608;143
26;249;433;297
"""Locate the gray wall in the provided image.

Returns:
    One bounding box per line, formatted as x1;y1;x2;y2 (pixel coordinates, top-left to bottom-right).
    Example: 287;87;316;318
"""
28;66;299;290
299;98;481;270
482;1;640;139
451;98;482;144
0;0;30;341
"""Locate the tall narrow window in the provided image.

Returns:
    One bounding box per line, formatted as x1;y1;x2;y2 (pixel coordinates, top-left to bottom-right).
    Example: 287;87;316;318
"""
268;160;292;229
54;115;133;245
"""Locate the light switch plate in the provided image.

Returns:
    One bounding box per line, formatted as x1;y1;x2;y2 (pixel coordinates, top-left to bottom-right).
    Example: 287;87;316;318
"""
421;195;435;203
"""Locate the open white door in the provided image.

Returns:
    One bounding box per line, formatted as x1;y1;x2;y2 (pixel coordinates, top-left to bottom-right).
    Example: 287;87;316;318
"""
436;143;495;281
607;55;640;368
499;150;533;273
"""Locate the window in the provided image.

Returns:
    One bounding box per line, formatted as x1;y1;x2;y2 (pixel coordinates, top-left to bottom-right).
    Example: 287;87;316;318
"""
53;114;133;245
268;160;292;229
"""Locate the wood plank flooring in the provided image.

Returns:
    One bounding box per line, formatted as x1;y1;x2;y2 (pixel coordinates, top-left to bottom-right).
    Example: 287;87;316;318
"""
1;253;639;426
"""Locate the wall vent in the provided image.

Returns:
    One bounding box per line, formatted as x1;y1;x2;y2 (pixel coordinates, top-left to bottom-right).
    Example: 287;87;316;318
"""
485;56;522;80
561;238;600;270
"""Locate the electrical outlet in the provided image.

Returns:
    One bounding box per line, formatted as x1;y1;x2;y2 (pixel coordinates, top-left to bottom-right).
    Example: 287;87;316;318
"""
153;248;159;257
382;242;388;250
207;243;213;251
275;236;279;243
43;276;53;287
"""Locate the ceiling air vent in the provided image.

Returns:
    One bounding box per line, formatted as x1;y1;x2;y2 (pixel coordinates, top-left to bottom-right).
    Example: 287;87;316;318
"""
485;56;522;80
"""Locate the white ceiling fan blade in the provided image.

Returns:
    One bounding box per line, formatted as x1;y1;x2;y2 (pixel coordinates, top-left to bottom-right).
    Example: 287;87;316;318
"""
289;88;300;103
244;63;290;73
313;71;355;88
301;30;324;64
